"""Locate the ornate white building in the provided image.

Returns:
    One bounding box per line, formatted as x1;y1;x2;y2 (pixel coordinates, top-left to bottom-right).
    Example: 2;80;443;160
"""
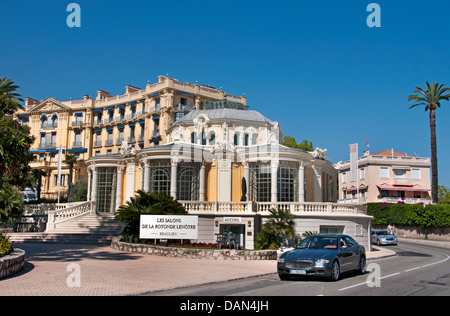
85;99;372;249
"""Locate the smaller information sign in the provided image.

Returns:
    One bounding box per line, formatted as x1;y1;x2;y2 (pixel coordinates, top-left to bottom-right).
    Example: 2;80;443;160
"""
139;215;199;239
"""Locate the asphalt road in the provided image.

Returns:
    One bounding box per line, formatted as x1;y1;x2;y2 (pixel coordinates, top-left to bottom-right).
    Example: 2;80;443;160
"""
147;241;450;296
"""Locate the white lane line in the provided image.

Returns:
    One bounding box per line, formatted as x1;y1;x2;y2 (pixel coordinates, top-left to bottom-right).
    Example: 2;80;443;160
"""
338;251;449;292
338;272;401;291
338;281;368;291
404;267;421;272
420;253;450;268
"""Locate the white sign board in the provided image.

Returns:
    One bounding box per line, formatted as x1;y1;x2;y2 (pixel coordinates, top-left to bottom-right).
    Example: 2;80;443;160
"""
223;217;242;224
139;215;199;239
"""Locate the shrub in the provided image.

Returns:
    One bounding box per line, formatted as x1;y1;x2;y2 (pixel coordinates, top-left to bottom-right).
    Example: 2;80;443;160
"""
0;233;13;257
367;203;450;228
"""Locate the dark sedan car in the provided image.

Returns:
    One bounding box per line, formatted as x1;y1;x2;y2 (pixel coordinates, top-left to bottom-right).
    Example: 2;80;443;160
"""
277;234;366;281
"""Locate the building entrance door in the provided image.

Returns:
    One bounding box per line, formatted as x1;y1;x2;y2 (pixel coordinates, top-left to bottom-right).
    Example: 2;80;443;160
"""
220;224;245;249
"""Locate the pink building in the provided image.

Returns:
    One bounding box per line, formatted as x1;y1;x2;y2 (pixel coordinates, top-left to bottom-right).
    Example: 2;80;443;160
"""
336;149;431;204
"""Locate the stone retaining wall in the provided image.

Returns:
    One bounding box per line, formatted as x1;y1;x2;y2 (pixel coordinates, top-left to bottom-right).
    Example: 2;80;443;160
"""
111;237;277;260
0;249;25;279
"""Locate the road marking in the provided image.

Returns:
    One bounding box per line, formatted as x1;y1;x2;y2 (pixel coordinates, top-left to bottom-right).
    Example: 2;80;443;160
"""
404;267;421;272
338;251;449;292
338;272;401;291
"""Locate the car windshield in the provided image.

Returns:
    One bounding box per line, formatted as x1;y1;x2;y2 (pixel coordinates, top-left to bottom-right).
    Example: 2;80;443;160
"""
296;236;338;250
376;231;392;236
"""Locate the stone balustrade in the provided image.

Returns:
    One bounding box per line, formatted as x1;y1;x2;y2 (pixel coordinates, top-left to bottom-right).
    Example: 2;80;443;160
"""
180;201;366;216
46;201;93;232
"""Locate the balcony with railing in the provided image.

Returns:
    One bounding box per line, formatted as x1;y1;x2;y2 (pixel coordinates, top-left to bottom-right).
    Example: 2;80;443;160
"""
38;142;57;149
93;139;102;147
115;137;124;145
104;139;114;146
180;201;367;217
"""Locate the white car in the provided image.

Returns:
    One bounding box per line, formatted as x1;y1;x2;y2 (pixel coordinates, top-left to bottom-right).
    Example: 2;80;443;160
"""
371;230;397;245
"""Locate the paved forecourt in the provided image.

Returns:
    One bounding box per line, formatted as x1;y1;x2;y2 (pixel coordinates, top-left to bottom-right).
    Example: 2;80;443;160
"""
0;242;395;296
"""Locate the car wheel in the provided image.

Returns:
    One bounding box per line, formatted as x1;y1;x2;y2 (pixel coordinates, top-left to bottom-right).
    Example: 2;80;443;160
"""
330;261;340;281
358;256;366;274
377;240;381;246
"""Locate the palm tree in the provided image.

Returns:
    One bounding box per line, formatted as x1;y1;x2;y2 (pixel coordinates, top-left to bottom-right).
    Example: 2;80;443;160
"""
0;76;23;117
408;81;450;204
115;190;187;242
63;154;78;202
264;208;296;240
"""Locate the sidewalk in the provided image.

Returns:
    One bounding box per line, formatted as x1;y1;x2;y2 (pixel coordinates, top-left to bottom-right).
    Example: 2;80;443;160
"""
1;242;397;296
398;237;450;249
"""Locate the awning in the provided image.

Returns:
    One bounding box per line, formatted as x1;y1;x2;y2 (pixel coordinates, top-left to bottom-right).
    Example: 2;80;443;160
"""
377;184;430;192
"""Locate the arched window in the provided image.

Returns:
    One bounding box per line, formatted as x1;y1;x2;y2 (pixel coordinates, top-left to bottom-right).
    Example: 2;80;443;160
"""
244;133;249;146
251;133;258;145
40;115;48;129
151;168;170;194
149;160;171;195
201;131;207;145
51;114;58;128
209;132;216;145
234;132;240;146
177;163;200;201
190;131;197;144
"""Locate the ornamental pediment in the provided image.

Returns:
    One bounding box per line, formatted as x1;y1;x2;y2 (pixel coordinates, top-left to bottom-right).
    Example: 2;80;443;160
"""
28;98;71;113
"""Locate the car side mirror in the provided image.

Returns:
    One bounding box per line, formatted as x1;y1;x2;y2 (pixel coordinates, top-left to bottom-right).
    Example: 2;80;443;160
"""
341;245;348;250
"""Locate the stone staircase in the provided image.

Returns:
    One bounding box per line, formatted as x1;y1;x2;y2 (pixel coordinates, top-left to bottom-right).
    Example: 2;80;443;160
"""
7;214;125;245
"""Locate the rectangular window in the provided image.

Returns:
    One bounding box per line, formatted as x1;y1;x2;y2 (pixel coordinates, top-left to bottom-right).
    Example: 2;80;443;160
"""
394;169;404;179
412;168;421;179
380;167;389;178
249;163;271;202
96;167;117;213
359;168;365;180
342;172;347;183
320;226;345;234
277;161;298;202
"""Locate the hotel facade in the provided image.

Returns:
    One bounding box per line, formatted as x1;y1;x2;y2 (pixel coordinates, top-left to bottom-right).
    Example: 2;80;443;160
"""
15;76;372;249
336;149;432;205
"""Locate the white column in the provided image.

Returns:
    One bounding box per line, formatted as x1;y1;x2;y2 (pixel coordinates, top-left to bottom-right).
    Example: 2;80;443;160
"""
271;160;279;202
199;163;206;201
143;161;150;192
116;165;124;210
87;167;92;201
125;161;136;202
298;162;305;203
313;165;323;202
244;162;249;201
170;160;178;199
91;166;98;214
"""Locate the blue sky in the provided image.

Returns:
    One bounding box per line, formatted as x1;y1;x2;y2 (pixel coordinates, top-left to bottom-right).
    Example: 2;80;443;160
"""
2;0;450;187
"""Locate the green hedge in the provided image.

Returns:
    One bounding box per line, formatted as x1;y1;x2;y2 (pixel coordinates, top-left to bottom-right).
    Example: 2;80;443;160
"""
367;203;450;228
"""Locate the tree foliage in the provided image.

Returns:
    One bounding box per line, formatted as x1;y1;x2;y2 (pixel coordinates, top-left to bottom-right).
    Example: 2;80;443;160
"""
408;81;450;203
367;203;450;228
0;76;31;221
282;136;313;152
255;208;295;250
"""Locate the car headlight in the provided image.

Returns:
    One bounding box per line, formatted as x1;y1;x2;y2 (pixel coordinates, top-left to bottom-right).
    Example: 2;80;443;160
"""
315;259;330;267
